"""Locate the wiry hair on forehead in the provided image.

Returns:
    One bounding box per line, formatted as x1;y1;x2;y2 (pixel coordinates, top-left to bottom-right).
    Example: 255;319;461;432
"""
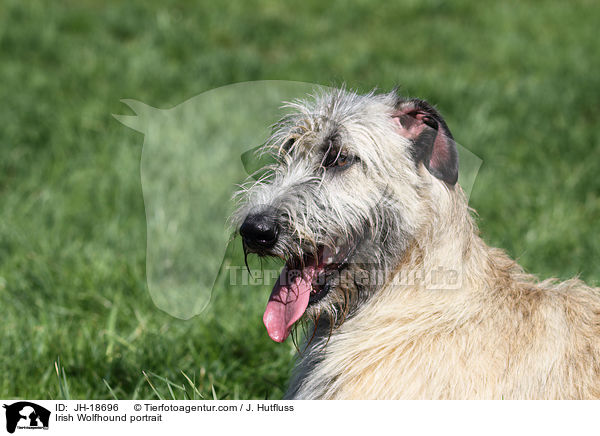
263;87;401;157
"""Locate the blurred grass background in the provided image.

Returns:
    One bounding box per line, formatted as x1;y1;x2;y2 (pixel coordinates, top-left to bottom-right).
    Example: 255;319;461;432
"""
0;0;598;399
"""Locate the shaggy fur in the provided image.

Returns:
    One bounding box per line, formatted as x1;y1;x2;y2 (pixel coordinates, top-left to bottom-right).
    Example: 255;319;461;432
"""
233;88;600;399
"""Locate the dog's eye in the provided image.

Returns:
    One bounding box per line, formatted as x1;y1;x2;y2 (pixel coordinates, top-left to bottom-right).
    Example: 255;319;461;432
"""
323;149;354;169
335;153;350;167
321;134;357;170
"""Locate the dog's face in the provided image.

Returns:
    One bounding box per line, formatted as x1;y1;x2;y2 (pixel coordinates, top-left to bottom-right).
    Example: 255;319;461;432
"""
233;89;458;342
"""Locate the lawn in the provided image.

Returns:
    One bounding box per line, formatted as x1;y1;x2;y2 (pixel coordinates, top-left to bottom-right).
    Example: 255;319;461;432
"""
0;0;598;399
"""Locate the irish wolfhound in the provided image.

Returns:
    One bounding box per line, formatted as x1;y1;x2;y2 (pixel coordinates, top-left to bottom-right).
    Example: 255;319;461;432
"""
233;88;600;399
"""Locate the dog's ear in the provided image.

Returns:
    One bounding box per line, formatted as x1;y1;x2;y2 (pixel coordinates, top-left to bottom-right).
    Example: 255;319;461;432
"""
392;99;458;185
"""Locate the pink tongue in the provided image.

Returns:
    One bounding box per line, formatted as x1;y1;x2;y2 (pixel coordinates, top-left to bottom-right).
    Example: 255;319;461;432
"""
263;262;317;342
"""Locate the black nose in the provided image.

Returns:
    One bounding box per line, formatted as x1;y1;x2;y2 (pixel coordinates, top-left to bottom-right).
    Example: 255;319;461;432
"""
240;213;279;250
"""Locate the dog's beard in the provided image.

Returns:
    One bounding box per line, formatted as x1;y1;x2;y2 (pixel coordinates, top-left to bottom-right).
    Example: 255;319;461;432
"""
241;196;408;343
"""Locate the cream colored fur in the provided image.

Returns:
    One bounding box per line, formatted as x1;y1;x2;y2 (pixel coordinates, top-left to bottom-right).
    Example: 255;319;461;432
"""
287;177;600;400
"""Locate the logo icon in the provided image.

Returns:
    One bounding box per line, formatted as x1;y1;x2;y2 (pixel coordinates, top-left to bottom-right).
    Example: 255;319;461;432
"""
3;402;50;433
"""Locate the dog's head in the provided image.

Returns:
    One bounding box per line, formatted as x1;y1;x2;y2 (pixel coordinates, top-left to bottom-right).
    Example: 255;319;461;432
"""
233;88;458;342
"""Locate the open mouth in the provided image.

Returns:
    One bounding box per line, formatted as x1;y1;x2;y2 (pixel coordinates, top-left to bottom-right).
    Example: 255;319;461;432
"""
262;244;351;342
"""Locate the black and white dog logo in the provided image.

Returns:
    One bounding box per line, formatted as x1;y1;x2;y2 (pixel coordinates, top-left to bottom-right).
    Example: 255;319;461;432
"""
3;402;50;433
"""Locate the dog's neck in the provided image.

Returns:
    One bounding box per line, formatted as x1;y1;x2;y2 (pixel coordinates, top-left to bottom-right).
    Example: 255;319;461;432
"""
346;182;509;333
287;184;519;399
310;183;490;340
391;184;477;285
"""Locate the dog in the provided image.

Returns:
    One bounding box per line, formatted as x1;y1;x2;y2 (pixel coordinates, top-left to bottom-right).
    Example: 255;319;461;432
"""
233;88;600;399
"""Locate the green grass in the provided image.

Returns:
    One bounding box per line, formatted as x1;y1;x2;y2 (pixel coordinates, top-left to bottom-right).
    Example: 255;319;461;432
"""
0;0;599;399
